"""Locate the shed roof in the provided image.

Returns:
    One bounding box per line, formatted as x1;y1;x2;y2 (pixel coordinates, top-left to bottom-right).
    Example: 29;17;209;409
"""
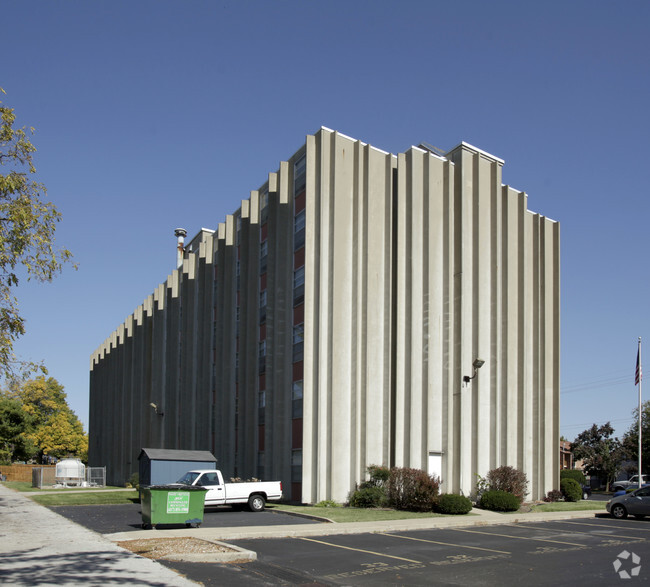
138;448;217;462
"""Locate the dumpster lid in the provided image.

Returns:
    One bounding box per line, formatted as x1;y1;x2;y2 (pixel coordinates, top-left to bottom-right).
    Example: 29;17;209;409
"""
146;484;207;491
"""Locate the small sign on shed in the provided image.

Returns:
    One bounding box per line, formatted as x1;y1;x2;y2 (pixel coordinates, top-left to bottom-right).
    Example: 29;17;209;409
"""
138;448;217;487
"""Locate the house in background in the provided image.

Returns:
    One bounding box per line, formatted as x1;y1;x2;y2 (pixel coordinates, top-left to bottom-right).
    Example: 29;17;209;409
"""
89;127;560;502
560;440;574;470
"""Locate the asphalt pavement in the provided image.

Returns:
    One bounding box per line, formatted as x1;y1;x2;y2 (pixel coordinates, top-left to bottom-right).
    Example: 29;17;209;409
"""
0;482;609;585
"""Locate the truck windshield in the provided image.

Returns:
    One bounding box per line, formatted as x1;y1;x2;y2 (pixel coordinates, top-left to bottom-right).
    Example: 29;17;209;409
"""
176;472;200;485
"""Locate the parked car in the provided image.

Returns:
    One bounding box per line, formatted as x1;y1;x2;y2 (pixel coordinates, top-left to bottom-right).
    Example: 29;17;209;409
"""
173;469;282;511
612;475;648;492
607;485;650;519
581;485;592;500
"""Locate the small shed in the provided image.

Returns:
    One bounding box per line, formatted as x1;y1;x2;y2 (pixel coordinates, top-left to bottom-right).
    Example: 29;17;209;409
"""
138;448;217;486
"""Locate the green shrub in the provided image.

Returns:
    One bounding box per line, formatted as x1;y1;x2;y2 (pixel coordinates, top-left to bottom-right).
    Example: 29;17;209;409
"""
349;486;387;508
560;478;582;502
479;489;521;512
560;469;586;486
365;465;390;487
126;472;139;489
435;493;472;515
486;466;528;503
387;467;440;512
543;489;563;502
314;500;341;508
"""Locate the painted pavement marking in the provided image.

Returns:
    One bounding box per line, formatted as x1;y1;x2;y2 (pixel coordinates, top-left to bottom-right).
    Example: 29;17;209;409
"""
296;537;421;563
507;522;646;542
380;532;511;555
449;527;585;547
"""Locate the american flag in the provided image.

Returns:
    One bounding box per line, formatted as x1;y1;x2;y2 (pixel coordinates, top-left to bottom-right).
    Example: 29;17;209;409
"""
636;346;642;386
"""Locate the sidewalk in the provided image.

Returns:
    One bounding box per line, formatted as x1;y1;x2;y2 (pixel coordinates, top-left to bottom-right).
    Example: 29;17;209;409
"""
0;482;605;583
0;484;197;586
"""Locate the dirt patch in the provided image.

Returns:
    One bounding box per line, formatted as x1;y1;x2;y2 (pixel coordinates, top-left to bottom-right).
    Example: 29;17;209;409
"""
118;537;237;560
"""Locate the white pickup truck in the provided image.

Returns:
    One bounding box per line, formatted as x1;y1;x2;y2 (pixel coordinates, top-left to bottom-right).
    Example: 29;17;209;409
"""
174;469;282;511
613;475;648;492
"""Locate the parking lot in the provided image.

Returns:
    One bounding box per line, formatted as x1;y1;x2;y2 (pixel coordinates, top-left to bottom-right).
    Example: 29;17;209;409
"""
161;516;650;586
49;501;650;585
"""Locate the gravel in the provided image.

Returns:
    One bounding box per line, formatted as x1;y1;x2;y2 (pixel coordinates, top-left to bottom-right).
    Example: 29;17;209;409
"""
118;537;237;560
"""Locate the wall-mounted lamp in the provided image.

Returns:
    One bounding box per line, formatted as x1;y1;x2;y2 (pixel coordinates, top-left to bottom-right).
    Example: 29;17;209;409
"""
463;358;485;386
149;402;164;416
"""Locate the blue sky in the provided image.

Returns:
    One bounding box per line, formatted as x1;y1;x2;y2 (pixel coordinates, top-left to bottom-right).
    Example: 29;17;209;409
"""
2;1;649;443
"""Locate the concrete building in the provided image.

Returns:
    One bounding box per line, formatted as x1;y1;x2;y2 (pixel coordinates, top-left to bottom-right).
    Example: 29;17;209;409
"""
89;127;560;502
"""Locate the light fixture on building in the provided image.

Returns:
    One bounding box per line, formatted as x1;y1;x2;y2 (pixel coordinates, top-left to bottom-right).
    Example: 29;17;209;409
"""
463;358;485;385
149;402;164;416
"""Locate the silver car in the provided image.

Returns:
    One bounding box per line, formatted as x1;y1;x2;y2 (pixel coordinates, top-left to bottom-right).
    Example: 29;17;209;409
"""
607;486;650;519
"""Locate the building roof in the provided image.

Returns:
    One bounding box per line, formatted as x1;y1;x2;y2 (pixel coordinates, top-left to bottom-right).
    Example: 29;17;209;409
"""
138;448;217;462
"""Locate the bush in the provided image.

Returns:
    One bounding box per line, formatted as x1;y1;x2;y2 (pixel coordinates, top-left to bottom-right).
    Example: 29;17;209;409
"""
560;478;582;502
479;489;521;512
560;469;586;486
435;493;472;515
126;472;139;489
365;465;390;487
387;467;440;512
543;489;563;502
314;500;341;508
486;466;528;503
349;486;387;508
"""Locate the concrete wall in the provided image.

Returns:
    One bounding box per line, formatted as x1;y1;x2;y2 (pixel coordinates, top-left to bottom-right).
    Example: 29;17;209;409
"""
89;127;559;500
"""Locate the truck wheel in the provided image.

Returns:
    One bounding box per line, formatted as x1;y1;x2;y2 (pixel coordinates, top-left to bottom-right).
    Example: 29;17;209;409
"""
248;494;266;512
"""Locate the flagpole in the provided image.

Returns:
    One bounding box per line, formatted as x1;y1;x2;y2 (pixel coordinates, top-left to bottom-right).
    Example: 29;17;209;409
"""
638;337;643;489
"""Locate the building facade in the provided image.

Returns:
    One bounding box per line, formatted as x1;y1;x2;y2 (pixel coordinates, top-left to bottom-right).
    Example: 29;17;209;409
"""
89;127;560;502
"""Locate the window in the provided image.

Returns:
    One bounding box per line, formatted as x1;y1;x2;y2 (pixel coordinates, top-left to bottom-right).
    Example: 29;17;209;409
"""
292;380;303;418
258;390;265;425
293;266;304;305
259;290;267;323
293;323;304;362
294;209;305;250
294;155;306;195
260;189;269;224
258;340;266;373
291;449;302;483
260;239;268;274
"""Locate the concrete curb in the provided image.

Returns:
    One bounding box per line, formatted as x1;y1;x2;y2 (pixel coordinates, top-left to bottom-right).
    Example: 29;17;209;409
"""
104;507;604;543
159;539;257;563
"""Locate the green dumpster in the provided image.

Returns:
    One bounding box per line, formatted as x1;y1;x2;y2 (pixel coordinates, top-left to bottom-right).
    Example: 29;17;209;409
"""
141;485;207;529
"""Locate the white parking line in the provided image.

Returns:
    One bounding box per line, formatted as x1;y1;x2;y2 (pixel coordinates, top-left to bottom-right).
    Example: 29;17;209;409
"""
380;532;510;554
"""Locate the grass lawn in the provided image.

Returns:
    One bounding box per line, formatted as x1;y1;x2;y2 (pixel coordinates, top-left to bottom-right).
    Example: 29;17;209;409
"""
269;504;449;523
529;500;607;513
29;490;139;506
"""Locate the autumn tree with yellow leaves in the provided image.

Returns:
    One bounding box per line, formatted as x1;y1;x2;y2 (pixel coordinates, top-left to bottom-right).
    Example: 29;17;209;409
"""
3;376;87;462
0;88;74;377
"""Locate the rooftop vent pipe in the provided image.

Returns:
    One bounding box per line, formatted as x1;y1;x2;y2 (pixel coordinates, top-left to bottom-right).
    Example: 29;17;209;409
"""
174;228;187;268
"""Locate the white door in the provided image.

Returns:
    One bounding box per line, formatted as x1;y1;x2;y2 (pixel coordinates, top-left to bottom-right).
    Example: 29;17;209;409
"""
196;472;226;505
428;453;442;481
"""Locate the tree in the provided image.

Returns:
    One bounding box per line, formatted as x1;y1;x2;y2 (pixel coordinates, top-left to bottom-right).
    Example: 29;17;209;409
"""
572;423;624;491
0;396;36;463
621;400;650;475
6;376;87;461
0;88;74;377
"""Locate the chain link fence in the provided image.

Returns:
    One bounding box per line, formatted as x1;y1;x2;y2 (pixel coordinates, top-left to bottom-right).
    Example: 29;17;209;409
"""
32;466;107;489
